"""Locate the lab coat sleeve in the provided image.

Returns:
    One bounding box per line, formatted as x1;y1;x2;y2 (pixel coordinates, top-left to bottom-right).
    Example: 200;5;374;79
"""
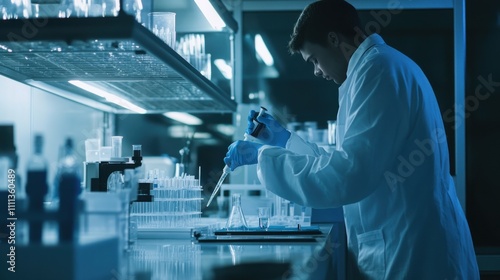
257;57;412;208
286;131;331;156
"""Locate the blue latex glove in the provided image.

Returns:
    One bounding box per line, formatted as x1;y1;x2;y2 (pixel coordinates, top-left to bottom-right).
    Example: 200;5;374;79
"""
245;110;291;148
245;110;259;135
224;140;263;171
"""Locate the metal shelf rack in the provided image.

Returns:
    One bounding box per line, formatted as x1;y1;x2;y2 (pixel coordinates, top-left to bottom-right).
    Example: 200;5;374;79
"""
0;14;237;113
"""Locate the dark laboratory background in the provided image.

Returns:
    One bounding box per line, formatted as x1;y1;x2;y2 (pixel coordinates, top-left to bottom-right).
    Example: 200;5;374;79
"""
117;0;500;258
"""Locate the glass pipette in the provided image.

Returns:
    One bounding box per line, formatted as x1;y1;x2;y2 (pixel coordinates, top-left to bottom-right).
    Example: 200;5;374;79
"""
205;106;268;207
206;165;230;207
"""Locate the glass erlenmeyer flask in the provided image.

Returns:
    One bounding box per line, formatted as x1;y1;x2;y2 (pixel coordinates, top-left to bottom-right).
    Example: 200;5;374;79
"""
226;193;248;230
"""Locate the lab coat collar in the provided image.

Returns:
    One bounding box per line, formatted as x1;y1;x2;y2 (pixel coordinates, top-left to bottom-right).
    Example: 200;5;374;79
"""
345;33;386;78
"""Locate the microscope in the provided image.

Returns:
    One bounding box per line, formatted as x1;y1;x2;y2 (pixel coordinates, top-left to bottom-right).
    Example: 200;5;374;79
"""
86;145;143;192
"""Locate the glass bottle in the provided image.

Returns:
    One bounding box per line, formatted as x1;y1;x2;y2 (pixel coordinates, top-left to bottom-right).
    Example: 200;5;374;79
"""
226;193;248;230
56;138;82;242
25;134;48;243
53;137;81;202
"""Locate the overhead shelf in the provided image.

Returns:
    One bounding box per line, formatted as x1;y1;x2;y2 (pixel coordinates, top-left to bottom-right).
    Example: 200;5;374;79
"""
0;14;237;113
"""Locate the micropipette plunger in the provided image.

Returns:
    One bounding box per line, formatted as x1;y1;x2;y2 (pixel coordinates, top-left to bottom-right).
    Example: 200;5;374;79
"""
205;106;268;207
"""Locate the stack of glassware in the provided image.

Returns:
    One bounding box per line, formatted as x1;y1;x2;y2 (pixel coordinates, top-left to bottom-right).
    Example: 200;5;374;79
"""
175;34;211;80
130;171;202;229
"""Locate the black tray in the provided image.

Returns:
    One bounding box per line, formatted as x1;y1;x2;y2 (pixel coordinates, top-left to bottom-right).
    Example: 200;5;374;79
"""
196;235;318;243
214;226;322;236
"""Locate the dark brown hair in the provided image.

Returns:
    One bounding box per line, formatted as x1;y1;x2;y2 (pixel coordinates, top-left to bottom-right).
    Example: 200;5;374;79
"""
288;0;361;54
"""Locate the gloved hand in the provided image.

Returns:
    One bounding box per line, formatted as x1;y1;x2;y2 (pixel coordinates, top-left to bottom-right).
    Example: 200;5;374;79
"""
245;110;291;148
224;140;263;171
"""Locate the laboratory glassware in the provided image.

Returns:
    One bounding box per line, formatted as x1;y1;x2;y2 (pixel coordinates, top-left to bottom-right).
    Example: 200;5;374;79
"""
206;165;229;207
258;207;270;229
85;138;100;162
57;164;81;242
148;12;176;48
53;137;80;201
225;193;248;229
111;136;123;158
25;134;48;243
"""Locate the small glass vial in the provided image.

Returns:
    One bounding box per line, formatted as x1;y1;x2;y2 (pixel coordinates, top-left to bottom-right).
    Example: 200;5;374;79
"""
258;207;270;230
226;193;248;230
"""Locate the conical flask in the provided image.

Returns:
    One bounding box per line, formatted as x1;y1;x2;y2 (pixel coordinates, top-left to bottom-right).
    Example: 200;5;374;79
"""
226;193;248;229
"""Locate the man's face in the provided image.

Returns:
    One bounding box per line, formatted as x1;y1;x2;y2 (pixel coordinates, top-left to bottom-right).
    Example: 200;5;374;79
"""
299;35;349;85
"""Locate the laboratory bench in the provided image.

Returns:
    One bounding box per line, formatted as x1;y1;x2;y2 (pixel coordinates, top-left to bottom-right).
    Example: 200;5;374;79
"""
0;220;346;280
122;222;346;280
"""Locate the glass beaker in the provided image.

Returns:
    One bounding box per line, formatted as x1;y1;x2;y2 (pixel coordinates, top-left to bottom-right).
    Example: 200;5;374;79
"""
111;136;123;158
258;207;270;230
225;193;248;230
84;138;100;162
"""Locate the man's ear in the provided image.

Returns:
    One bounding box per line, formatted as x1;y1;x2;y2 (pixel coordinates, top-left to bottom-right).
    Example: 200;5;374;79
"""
328;32;339;47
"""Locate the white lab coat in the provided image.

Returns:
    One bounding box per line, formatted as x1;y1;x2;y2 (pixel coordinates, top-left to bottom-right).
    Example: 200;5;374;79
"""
257;34;479;279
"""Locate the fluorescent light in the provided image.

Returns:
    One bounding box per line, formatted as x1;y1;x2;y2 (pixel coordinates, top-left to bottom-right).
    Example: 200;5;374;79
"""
28;81;117;113
68;80;147;114
248;90;266;100
167;125;211;139
255;34;274;66
214;59;233;79
213;124;235;136
163;112;203;125
193;132;212;139
194;0;226;31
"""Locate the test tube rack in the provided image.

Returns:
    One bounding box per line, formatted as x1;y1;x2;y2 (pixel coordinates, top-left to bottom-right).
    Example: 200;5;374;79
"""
130;175;203;229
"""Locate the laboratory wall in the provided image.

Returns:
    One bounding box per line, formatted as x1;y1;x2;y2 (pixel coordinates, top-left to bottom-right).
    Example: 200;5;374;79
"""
465;0;500;250
0;75;103;194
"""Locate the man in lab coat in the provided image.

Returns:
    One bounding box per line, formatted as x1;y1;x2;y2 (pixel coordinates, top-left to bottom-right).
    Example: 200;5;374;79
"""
224;0;480;279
